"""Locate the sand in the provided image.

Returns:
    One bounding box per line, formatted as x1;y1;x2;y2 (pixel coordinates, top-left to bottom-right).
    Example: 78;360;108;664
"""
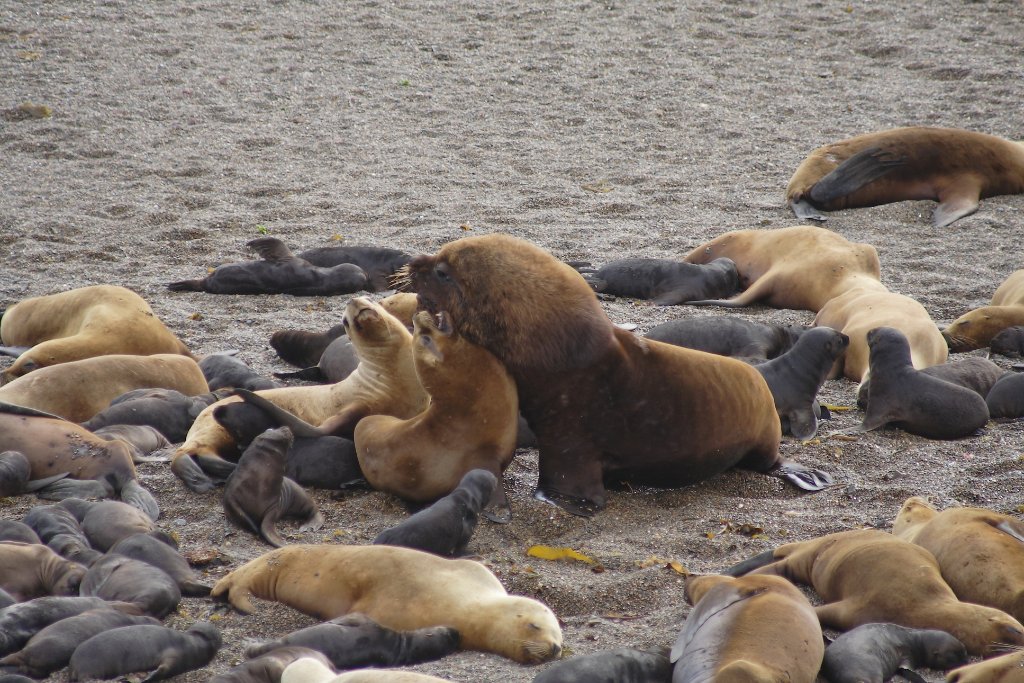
2;1;1023;681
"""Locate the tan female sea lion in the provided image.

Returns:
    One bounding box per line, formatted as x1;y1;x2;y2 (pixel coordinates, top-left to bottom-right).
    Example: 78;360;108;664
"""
0;542;86;601
946;651;1024;683
943;305;1024;353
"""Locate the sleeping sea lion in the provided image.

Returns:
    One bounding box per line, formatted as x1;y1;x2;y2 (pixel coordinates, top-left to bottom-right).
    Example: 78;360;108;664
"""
199;352;280;391
645;317;804;361
820;623;967;683
987;372;1024;419
572;257;740;306
943;305;1024;353
296;245;413;292
0;542;85;601
68;621;221;682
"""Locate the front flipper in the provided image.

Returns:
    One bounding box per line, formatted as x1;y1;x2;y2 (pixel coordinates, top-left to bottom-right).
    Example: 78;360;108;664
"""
232;389;327;438
193;454;238;481
120;479;160;521
258;501;286;548
932;185;982;228
723;550;778;577
767;459;833;491
22;472;70;492
34;477;115;501
783;408;818;441
170;454;218;493
533;488;604;517
790;198;827;221
482;482;512;524
894;667;929;683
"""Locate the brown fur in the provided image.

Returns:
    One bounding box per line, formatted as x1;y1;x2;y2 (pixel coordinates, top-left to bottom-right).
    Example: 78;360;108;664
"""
0;541;86;601
684;225;884;312
943;305;1024;352
746;529;1024;656
946;651;1024;683
993;270;1024;307
0;285;193;383
210;544;562;664
786;127;1024;227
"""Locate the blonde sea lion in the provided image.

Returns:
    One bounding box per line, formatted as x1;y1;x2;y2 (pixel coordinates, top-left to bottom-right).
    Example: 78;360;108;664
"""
728;529;1024;656
404;234;830;517
785;126;1024;227
0;542;85;601
814;287;947;382
172;297;427;492
993;270;1024;307
943;305;1024;353
670;573;823;683
210;544;562;664
946;651;1024;683
0;354;209;422
683;225;883;312
0;285;192;383
281;657;451;683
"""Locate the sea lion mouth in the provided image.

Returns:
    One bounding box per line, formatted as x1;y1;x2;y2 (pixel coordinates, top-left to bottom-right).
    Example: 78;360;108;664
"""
435;311;453;335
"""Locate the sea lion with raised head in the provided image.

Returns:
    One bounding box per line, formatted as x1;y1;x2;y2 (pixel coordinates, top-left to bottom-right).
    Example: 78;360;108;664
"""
987;372;1024;419
727;529;1024;656
820;623;967;683
670;573;823;683
785;126;1024;227
296;245;414;292
167;237;368;296
572;257;740;306
404;233;830;516
108;533;211;597
683;225;884;312
0;542;85;601
0;285;193;384
645;317;804;361
68;621;221;682
211;544;562;664
199;352;280;391
943;305;1024;353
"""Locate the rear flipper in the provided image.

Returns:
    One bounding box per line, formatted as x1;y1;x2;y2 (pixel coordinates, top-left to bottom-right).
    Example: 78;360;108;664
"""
170;454;219;493
723;549;777;577
767;459;833;491
0;346;30;358
120;480;160;521
807;146;905;205
280;477;323;533
22;472;70;492
790;198;827;221
533;487;604;518
34;477;115;501
580;274;606;293
166;279;206;292
193;454;238;481
932;185;982;228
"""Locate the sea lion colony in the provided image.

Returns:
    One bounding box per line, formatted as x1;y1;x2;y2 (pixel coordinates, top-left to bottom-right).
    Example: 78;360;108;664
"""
0;127;1023;682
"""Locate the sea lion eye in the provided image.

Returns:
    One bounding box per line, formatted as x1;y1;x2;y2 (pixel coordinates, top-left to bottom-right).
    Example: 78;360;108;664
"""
528;623;541;631
435;263;453;283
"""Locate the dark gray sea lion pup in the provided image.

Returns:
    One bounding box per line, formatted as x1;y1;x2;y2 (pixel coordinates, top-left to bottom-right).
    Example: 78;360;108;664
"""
986;372;1024;419
857;355;1007;408
0;542;86;601
991;325;1024;358
373;469;496;557
68;621;221;682
57;498;165;552
532;648;671;683
244;613;460;670
91;424;171;458
572;257;740;306
82;388;222;443
645;317;804;361
79;554;182;618
200;352;280;391
274;336;359;384
0;606;160;678
296;245;413;292
820;623;967;683
210;646;332;683
0;596;138;657
269;323;348;369
848;327;990;439
754;327;849;440
22;505;101;566
223;427;324;546
0;590;13;611
0;521;39;545
0;451;67;497
167;237;369;296
109;533;211;597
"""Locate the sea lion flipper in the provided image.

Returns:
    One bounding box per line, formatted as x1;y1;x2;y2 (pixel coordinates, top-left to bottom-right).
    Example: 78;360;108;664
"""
120;480;161;521
785;409;818;441
994;519;1024;545
193;454;239;480
259;504;286;548
272;366;327;382
932;189;981;228
22;471;70;492
34;477;114;501
232;389;327;438
894;666;929;683
768;459;833;491
0;345;30;358
790;199;826;221
170;454;219;493
247;237;295;263
533;487;601;518
808;146;905;205
166;279;206;292
723;549;777;577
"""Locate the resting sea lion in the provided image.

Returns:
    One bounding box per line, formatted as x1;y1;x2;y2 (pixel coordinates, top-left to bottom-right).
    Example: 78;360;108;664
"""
109;533;211;597
172;297;427;492
91;424;171;459
0;354;209;422
281;658;451;683
22;505;101;566
894;496;1024;621
404;233;830;516
728;529;1024;656
0;596;140;657
857;355;1007;409
167;237;368;296
645;317;804;360
0;521;40;545
943;305;1024;353
670;573;823;683
532;648;670;683
0;285;192;383
57;498;167;552
946;651;1024;683
222;427;324;547
68;621;221;682
683;225;883;312
849;327;989;439
245;613;460;669
785;126;1024;227
0;542;85;601
814;288;947;382
987;372;1024;419
373;469;496;556
82;388;222;443
211;544;562;663
991;325;1024;359
79;554;182;618
0;451;67;497
274;336;359;384
821;623;967;683
210;647;332;683
200;352;280;391
296;245;413;292
572;257;740;305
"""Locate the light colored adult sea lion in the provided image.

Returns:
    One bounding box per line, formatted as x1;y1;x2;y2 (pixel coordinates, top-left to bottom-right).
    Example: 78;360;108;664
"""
820;623;967;683
172;297;427;492
946;651;1024;683
670;573;823;683
728;529;1024;656
404;234;830;516
0;285;192;383
211;544;562;664
281;656;452;683
0;542;85;601
993;270;1024;307
0;354;209;422
572;257;740;305
943;305;1024;352
814;288;947;382
785;126;1024;227
893;496;1024;622
683;225;884;312
68;621;221;682
211;647;332;683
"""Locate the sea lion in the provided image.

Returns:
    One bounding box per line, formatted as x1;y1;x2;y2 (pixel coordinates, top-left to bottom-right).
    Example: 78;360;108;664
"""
993;269;1024;306
245;613;460;669
814;288;947;382
211;544;562;663
820;623;967;683
0;354;209;422
728;529;1024;656
856;355;1007;409
0;542;86;601
849;327;989;439
0;521;40;545
683;225;884;312
0;606;161;678
0;403;159;519
991;325;1024;359
0;590;13;611
108;533;211;597
572;257;740;305
281;657;451;683
785;126;1024;227
987;372;1024;419
893;496;1024;621
167;237;369;296
210;647;332;683
82;388;222;443
68;621;221;682
670;573;823;683
0;285;192;383
0;451;67;497
946;651;1024;683
373;469;496;556
274;336;359;384
172;297;427;492
200;352;280;391
57;498;164;552
754;326;849;440
79;554;182;618
0;596;139;657
222;427;324;547
645;317;804;361
296;245;414;292
404;233;830;516
91;424;171;459
533;648;671;683
22;505;101;566
943;305;1024;353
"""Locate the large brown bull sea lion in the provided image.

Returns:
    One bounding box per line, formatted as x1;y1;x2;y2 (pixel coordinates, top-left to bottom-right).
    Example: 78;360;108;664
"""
403;233;830;516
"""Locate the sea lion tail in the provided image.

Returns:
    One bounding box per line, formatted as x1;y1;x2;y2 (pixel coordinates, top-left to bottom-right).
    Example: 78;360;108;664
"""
808;146;905;205
166;279;206;292
180;579;213;597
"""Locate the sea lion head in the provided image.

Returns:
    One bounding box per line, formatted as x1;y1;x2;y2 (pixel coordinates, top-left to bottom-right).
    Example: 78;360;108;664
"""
867;326;913;367
915;629;968;670
402;234;613;375
492;596;562;664
342;297;411;365
891;496;938;539
412;309;454;370
990;325;1024;358
944;306;1024;353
